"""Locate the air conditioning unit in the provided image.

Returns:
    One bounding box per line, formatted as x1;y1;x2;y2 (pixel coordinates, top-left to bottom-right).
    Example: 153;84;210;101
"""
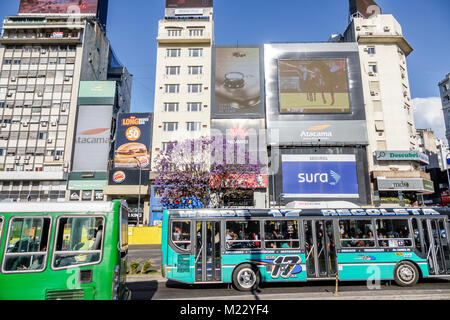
47;139;53;143
356;26;361;31
366;32;374;35
64;77;70;81
24;160;29;164
370;91;376;96
51;121;57;126
1;123;6;128
55;156;60;160
41;122;48;127
7;92;13;97
37;92;43;97
22;122;28;127
403;91;408;97
11;77;16;82
24;156;30;160
61;108;67;112
368;71;375;76
15;156;20;160
384;26;390;31
41;50;47;54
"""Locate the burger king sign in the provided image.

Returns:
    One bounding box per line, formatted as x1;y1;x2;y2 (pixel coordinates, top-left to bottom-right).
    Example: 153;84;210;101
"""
113;171;126;184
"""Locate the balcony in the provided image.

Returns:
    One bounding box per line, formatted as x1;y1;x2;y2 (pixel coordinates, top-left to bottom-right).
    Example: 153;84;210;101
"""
157;30;211;44
0;31;82;44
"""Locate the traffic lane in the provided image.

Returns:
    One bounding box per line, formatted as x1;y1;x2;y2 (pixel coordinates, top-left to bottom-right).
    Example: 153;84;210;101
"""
128;245;161;269
147;277;450;300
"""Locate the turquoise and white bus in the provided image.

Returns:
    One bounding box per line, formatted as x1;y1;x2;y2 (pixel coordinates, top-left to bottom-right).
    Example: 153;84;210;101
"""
161;207;450;291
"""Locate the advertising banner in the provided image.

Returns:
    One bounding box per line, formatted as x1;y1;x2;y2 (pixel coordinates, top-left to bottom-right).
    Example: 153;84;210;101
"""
19;0;99;15
377;178;435;193
166;0;213;8
210;174;268;189
282;154;359;198
267;120;368;146
279;59;350;114
114;113;153;169
213;47;264;118
375;151;429;165
109;170;150;186
350;0;382;19
72;105;113;172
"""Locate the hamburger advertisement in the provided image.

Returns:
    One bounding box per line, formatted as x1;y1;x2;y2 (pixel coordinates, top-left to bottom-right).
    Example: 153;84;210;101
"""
114;113;153;169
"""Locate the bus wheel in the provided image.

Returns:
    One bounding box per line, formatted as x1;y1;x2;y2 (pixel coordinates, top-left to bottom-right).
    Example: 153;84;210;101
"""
233;264;260;292
394;261;419;287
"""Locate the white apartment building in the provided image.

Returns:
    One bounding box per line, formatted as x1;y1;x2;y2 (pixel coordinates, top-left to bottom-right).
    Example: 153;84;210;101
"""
151;8;214;169
439;73;450;145
0;15;123;202
344;13;433;200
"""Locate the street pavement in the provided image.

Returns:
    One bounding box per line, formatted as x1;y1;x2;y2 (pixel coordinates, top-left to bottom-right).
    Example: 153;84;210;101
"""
127;245;450;300
127;274;450;300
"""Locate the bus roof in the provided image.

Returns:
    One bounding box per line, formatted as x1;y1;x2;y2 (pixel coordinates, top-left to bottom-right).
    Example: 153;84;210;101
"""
0;201;117;214
165;207;450;219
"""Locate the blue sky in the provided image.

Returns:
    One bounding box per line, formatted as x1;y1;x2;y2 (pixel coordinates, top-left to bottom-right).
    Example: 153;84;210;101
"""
1;0;449;136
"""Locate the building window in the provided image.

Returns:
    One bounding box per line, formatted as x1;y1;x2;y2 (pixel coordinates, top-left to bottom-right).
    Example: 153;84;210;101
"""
186;122;202;132
163;122;178;132
189;29;203;37
367;47;376;55
164;103;179;112
189;48;203;57
167;29;182;37
162;142;175;152
188;66;203;75
188;84;202;93
167;49;181;57
165;84;179;93
187;102;202;112
368;63;377;73
166;66;180;75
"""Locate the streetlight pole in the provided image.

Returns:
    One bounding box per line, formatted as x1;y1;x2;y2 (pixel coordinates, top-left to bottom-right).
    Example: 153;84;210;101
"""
134;157;142;227
446;153;450;192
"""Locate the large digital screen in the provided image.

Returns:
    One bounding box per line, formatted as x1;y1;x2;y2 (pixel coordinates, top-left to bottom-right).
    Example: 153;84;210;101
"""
19;0;99;15
166;0;213;8
282;154;359;198
278;59;350;114
213;47;264;118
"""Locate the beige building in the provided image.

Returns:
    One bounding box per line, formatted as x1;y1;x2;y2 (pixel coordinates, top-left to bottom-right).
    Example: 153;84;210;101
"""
344;13;433;201
151;7;214;169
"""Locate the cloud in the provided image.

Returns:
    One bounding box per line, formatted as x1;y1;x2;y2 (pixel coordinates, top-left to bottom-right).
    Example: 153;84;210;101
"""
412;97;446;140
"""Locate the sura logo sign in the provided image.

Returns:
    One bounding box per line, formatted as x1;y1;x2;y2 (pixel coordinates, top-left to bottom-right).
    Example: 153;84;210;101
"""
77;128;110;144
298;170;341;186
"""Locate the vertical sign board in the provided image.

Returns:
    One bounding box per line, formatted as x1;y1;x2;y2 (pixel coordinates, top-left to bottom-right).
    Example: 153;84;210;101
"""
213;47;264;118
72;105;113;172
114;113;153;169
282;154;359;198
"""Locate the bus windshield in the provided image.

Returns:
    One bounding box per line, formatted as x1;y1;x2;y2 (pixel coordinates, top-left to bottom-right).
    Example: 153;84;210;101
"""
120;206;129;252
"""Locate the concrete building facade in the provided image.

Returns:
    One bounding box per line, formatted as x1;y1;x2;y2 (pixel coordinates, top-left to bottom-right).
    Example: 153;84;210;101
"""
343;13;433;203
439;73;450;145
0;13;130;202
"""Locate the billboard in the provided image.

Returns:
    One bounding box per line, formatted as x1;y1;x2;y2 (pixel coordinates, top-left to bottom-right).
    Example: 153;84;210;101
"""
114;113;153;169
213;47;264;118
375;151;429;165
166;0;213;8
72;105;113;172
278;59;350;114
350;0;382;19
281;154;359;198
19;0;99;15
109;170;150;186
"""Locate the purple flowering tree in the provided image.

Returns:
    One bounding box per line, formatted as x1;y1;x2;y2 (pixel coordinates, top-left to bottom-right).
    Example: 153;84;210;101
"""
153;136;264;208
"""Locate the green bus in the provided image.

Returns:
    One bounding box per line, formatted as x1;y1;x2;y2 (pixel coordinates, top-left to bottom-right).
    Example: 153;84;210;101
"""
0;200;130;300
161;207;450;291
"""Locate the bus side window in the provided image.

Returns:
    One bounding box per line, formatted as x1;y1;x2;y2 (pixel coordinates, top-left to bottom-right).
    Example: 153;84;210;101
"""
375;219;412;247
264;220;300;249
411;218;423;253
339;220;375;248
52;217;104;269
172;221;191;251
2;217;51;272
225;221;261;250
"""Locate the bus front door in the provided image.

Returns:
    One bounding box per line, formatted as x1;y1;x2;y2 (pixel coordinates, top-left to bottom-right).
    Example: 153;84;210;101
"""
194;221;222;282
304;220;337;279
422;218;450;275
